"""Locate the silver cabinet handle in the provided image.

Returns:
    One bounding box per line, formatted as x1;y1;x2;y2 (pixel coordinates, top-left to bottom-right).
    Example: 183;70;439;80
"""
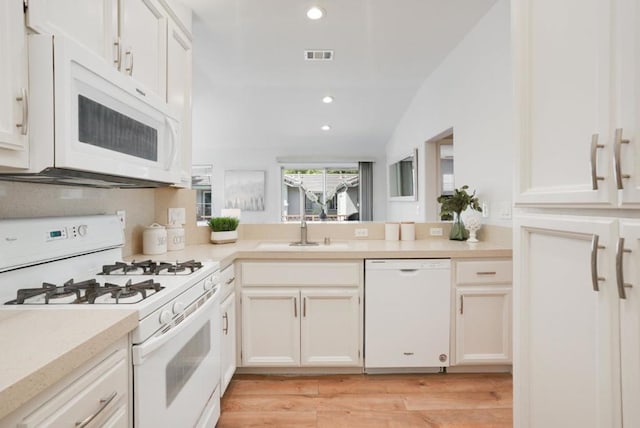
591;234;606;292
476;271;497;275
225;277;235;285
113;37;122;70
15;88;28;135
616;237;633;300
75;391;117;427
124;49;134;75
293;297;297;318
403;352;415;356
590;134;605;190
400;269;418;273
460;295;464;315
614;128;631;189
222;312;229;334
303;297;307;317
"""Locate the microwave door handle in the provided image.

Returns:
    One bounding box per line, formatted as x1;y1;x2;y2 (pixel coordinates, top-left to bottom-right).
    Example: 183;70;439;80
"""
132;289;217;365
165;117;178;170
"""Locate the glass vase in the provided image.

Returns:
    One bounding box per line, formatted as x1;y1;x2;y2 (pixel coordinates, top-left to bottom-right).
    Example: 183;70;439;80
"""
450;213;469;241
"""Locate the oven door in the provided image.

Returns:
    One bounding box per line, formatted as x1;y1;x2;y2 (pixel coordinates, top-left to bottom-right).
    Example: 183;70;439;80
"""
132;292;220;428
50;34;181;184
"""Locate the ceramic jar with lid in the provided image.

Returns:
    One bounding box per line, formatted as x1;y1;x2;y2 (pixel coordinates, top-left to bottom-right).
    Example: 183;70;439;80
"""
166;223;185;251
143;223;167;255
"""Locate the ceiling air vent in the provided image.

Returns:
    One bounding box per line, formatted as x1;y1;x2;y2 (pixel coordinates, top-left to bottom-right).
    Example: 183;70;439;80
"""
304;50;334;61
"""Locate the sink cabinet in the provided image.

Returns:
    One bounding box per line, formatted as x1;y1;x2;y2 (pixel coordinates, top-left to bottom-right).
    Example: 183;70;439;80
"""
451;259;512;365
239;260;363;368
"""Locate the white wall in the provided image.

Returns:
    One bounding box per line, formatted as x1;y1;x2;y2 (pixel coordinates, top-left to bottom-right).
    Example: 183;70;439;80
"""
192;68;388;223
385;0;513;226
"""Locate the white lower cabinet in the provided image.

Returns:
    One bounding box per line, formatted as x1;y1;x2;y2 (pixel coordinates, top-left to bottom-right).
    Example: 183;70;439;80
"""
300;288;360;366
452;259;512;366
514;214;621;428
1;336;130;428
239;261;363;368
220;291;237;395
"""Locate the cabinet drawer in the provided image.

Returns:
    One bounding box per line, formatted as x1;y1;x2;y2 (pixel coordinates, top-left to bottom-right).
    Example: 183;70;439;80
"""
19;349;128;428
241;261;362;286
455;260;512;284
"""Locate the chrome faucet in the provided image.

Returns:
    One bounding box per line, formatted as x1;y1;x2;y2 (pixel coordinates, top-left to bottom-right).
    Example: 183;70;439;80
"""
300;216;308;245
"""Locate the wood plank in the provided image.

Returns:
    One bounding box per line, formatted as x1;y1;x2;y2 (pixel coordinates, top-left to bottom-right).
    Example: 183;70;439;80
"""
419;408;513;427
315;394;407;411
217;411;317;428
227;378;320;395
317;411;434;428
404;391;512;411
222;395;318;412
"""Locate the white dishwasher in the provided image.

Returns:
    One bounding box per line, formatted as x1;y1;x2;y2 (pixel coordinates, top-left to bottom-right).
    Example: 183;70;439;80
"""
365;259;451;370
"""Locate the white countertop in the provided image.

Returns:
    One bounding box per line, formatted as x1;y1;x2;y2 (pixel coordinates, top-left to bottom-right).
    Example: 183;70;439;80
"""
0;308;137;420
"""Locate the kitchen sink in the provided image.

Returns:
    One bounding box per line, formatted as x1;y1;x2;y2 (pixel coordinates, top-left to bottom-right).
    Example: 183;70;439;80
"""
255;241;350;250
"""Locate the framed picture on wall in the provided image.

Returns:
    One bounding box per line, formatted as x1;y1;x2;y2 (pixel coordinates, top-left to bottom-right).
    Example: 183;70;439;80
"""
224;170;265;211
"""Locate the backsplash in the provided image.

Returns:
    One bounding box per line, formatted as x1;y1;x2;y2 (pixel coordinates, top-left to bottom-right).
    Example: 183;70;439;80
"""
0;181;155;256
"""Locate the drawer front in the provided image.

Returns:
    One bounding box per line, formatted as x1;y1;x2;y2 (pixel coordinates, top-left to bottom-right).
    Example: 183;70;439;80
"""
455;260;512;284
20;349;128;428
241;261;362;286
220;264;235;284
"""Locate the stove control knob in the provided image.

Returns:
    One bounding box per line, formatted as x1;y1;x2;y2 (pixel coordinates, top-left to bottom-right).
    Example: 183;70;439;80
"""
172;301;186;314
203;277;214;291
159;309;173;324
77;225;88;237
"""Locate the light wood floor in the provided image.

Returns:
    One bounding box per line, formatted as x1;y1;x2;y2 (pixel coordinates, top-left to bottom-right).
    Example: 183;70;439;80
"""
218;373;513;427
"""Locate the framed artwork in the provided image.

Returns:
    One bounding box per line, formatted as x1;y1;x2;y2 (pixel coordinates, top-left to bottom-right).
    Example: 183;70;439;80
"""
224;170;265;211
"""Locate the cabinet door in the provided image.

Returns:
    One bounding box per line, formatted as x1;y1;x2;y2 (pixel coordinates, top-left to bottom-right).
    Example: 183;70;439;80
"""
166;20;192;187
300;288;360;366
513;0;614;206
514;214;620;428
241;289;300;366
27;0;118;65
615;0;640;206
220;291;236;395
119;0;167;99
618;220;640;427
0;0;29;167
454;287;511;364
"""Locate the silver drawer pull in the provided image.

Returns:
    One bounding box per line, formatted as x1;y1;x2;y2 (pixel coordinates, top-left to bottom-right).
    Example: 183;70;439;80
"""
476;271;497;275
614;128;631;190
223;312;229;334
75;391;117;427
403;352;414;356
15;88;28;135
616;238;633;300
113;37;122;70
590;134;605;190
225;277;235;285
591;234;605;292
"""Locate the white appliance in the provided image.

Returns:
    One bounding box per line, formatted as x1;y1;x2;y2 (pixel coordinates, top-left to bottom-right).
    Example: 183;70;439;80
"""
0;34;181;188
0;215;221;428
365;259;451;370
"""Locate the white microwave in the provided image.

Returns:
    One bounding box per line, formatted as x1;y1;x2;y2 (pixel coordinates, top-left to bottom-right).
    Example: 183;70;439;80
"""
0;34;181;187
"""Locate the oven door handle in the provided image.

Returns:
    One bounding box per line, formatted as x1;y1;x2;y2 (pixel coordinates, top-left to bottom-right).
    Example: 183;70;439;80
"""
132;290;218;365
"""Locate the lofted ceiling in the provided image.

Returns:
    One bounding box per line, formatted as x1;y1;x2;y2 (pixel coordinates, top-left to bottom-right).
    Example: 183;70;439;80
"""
183;0;499;155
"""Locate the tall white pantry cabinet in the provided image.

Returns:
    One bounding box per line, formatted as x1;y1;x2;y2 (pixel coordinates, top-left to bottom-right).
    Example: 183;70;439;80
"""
513;0;640;427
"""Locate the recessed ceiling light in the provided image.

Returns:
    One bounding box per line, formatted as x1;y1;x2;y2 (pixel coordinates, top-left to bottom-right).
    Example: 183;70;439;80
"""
322;96;334;104
306;6;325;20
321;125;331;131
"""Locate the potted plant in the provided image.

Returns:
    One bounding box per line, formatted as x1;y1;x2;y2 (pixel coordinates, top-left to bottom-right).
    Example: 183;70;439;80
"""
437;185;482;241
208;216;240;244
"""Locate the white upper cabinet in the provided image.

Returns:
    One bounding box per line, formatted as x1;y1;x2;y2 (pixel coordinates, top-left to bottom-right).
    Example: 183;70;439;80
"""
0;0;29;168
513;0;615;206
27;0;118;64
615;0;640;206
166;20;192;187
119;0;167;100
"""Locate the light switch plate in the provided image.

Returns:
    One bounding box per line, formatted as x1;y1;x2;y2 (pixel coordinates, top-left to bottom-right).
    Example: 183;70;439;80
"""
168;207;186;225
116;210;126;230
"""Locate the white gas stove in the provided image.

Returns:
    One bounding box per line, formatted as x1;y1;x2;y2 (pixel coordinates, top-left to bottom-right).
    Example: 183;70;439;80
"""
0;215;222;428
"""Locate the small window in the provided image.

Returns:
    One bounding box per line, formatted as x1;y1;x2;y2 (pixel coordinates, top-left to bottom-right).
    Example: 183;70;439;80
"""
192;165;213;223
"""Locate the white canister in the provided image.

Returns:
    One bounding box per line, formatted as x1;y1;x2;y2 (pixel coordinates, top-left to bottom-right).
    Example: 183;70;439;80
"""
143;223;167;255
400;222;416;241
384;223;400;241
166;223;185;251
